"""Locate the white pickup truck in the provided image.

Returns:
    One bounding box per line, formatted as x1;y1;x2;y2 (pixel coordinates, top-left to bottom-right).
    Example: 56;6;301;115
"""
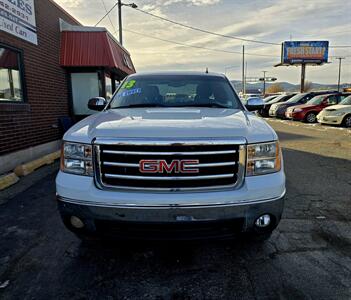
56;72;285;241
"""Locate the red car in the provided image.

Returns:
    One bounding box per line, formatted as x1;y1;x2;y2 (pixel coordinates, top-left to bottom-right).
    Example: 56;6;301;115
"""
285;93;346;123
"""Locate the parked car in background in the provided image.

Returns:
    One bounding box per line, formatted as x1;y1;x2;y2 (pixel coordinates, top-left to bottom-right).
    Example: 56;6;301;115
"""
263;95;278;103
317;95;351;127
270;91;337;119
285;93;348;123
258;94;295;117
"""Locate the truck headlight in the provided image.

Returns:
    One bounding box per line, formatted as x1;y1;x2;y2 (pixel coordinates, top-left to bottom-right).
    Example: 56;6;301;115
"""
60;142;93;176
246;141;281;176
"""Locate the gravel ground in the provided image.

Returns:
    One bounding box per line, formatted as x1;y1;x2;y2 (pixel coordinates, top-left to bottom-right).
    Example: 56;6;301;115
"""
0;120;350;300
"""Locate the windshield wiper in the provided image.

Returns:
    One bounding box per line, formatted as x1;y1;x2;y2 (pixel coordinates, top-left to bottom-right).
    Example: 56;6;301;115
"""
112;103;165;109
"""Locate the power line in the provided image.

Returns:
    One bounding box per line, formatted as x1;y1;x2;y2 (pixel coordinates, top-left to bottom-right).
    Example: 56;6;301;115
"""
99;0;117;33
121;28;280;57
134;7;279;46
95;1;119;26
96;3;351;49
114;27;351;59
331;45;351;48
133;7;351;49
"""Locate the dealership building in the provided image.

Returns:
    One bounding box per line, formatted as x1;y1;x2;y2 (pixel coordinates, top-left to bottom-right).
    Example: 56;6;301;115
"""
0;0;135;174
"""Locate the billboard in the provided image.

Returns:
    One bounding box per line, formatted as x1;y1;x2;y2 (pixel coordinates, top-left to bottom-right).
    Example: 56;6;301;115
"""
0;0;37;45
282;41;329;65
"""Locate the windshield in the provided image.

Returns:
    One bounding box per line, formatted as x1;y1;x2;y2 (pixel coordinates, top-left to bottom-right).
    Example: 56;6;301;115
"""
109;75;242;109
263;95;277;102
267;94;290;104
286;93;307;103
340;96;351;105
307;95;326;105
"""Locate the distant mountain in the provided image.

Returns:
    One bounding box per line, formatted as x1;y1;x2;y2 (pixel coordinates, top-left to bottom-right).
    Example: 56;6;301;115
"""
230;80;350;93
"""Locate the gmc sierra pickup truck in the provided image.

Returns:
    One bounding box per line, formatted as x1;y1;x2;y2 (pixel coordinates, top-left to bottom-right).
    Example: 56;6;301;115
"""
56;72;285;241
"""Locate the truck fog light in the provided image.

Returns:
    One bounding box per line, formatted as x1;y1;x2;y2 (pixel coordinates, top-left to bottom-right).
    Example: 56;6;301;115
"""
70;216;84;229
255;214;271;228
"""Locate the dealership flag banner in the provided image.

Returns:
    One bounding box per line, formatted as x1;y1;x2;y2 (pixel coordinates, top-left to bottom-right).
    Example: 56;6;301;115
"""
0;0;37;45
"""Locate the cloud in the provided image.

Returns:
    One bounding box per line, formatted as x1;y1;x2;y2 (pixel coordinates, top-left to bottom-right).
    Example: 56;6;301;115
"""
54;0;351;83
54;0;83;9
163;0;221;6
142;0;221;8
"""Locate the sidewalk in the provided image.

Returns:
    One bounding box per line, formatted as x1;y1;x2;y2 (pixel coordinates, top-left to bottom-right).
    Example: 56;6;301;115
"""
0;162;59;205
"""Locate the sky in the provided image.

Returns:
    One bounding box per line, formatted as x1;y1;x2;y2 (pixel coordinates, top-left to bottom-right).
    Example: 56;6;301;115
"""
55;0;351;84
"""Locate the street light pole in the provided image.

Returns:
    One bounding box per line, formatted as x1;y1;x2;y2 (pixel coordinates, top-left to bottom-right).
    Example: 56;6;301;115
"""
116;1;138;46
242;45;245;96
262;71;267;96
335;57;345;92
118;0;123;45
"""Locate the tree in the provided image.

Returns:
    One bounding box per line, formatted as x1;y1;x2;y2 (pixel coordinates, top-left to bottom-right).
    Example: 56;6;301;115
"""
304;80;313;91
266;83;284;94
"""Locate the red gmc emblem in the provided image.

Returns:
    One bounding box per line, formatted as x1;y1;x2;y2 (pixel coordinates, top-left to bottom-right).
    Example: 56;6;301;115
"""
139;159;200;174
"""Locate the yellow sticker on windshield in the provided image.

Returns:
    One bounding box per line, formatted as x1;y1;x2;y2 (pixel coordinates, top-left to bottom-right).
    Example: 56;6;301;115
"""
122;80;136;89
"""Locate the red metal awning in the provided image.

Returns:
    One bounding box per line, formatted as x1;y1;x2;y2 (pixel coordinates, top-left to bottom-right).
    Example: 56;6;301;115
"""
60;30;135;75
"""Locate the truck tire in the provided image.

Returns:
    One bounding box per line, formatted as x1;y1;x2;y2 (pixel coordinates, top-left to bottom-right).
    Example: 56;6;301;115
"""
305;112;317;123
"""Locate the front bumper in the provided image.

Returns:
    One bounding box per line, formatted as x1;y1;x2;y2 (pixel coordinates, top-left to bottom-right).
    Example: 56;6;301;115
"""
268;109;277;117
57;194;285;240
276;109;288;119
317;114;343;125
56;170;285;240
285;111;304;120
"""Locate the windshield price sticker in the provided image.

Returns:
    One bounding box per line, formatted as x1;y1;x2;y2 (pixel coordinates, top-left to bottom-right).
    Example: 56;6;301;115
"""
122;80;136;89
119;88;141;97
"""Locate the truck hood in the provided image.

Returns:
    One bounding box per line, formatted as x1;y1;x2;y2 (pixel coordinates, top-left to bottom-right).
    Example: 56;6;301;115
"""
64;108;277;144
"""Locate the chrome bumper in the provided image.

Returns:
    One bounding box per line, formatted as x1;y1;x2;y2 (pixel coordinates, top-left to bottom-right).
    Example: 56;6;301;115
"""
57;193;285;238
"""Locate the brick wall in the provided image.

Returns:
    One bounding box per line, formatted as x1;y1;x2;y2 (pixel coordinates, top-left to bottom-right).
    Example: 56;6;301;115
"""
0;0;80;155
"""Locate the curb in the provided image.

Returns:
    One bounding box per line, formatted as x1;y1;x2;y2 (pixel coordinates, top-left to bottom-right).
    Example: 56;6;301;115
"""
0;173;19;191
0;151;60;191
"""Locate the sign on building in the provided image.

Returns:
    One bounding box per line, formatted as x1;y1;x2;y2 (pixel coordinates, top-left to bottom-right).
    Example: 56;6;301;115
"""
0;0;37;45
282;41;329;65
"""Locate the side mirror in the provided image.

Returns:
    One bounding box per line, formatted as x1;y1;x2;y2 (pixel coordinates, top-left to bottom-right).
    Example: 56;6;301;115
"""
88;97;107;111
245;97;264;111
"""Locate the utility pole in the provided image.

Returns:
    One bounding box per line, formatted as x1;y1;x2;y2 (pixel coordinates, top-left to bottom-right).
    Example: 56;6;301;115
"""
245;61;247;94
335;57;345;92
262;70;267;96
118;0;123;45
242;45;245;96
300;63;306;93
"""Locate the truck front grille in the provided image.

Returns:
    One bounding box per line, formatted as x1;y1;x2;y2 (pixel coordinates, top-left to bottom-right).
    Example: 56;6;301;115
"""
94;138;245;191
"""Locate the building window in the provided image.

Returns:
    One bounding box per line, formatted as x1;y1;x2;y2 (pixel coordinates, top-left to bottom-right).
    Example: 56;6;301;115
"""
0;46;24;102
105;75;112;100
71;72;100;115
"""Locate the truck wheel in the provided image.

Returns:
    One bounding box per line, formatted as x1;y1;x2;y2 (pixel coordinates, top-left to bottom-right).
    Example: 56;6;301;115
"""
305;112;317;123
342;115;351;128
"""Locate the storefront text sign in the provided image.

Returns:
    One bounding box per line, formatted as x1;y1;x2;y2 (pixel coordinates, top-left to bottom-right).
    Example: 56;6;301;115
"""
0;0;37;45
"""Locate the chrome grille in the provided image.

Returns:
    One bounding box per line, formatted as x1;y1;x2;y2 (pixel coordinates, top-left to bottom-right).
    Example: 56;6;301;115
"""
94;138;246;191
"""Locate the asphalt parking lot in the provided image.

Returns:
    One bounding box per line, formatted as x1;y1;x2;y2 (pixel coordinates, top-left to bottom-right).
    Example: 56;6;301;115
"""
0;120;350;300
